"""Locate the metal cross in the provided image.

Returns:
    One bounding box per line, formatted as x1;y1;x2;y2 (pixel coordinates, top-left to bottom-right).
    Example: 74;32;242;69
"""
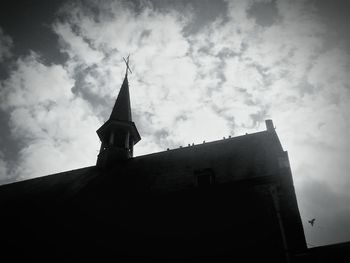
123;55;132;75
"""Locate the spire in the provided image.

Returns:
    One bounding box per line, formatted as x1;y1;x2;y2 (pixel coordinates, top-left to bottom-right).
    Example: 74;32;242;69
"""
96;55;141;167
110;55;133;122
109;74;132;121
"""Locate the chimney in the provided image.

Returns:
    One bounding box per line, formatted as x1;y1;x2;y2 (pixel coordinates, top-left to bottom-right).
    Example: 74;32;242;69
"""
265;119;275;132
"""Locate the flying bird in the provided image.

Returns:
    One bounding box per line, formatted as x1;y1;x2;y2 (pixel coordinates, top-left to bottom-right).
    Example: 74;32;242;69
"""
308;218;316;226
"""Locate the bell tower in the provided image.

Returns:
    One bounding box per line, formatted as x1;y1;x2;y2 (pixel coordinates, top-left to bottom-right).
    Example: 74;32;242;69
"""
96;56;141;168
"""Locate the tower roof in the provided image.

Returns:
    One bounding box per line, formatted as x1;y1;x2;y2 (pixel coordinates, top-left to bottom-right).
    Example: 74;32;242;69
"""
109;73;132;122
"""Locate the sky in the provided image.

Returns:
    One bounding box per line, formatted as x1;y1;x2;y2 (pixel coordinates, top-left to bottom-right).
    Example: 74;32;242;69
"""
0;0;349;248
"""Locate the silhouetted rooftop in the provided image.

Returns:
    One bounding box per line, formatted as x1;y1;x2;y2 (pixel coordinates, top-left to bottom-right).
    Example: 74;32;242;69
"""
0;127;285;200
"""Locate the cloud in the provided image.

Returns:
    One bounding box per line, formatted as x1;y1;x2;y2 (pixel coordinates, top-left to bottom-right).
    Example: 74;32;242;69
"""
0;27;12;62
1;53;73;109
0;52;101;179
0;150;9;184
54;22;105;66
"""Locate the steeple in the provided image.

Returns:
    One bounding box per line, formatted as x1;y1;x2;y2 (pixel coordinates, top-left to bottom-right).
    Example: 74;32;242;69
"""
96;56;141;168
110;75;132;121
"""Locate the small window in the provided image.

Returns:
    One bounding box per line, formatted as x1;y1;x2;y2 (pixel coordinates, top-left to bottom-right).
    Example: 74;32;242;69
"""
195;168;215;187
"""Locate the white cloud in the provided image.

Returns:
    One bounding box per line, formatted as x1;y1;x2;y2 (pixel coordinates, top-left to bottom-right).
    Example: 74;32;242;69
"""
172;106;231;145
1;52;73;109
0;53;101;179
53;22;105;66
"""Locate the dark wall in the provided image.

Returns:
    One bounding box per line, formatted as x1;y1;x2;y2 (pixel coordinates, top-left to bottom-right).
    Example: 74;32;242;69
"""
0;172;298;262
0;132;306;262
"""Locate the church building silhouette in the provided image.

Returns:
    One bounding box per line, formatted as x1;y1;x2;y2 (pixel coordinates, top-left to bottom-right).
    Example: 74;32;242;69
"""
2;62;345;262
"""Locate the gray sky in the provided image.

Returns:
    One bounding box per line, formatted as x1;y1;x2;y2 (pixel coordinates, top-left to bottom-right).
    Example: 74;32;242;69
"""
0;0;349;248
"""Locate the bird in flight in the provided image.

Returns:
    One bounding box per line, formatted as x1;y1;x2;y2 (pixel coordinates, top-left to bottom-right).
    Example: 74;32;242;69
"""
308;218;316;226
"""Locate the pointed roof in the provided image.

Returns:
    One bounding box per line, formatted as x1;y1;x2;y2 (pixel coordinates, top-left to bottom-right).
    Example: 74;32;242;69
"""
109;73;132;122
97;69;140;146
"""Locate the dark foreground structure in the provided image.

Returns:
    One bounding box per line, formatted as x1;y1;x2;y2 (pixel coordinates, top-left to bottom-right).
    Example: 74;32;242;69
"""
0;71;349;262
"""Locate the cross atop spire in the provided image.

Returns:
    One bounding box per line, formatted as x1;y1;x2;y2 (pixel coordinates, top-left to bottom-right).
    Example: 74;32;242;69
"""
123;55;132;76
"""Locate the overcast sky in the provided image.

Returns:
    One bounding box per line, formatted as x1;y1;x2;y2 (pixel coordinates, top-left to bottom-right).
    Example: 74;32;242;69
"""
0;0;349;247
